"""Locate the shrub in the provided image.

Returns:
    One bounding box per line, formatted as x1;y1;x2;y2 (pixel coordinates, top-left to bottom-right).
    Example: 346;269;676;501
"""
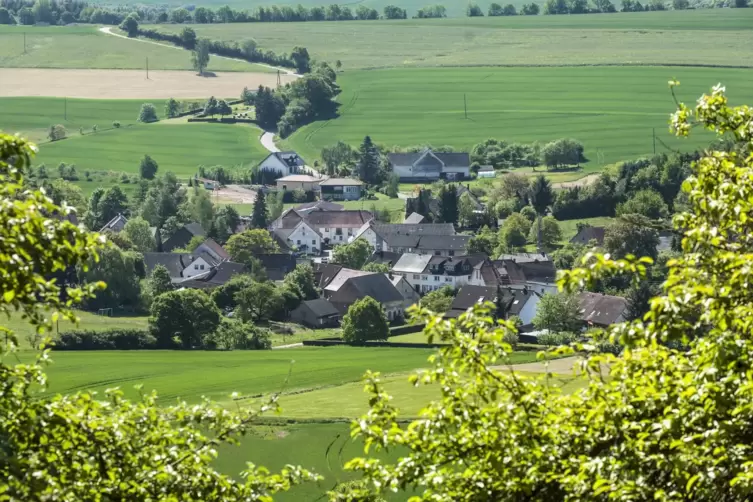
54;329;157;350
138;103;158;123
537;331;579;346
113;121;121;128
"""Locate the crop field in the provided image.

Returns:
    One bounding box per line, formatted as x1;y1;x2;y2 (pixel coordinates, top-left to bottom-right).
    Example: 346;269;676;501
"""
285;66;753;170
162;10;753;70
0;25;265;72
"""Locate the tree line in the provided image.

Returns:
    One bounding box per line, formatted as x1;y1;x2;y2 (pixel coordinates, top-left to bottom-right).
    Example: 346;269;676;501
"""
471;137;586;171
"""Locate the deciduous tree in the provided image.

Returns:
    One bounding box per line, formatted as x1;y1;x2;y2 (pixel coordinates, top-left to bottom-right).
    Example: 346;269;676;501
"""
191;38;211;76
138;103;158;123
604;214;660;260
331;239;373;269
526;215;562;249
342;296;389;343
139;154;158;179
616;188;670;219
149;289;220;348
497;212;531;251
532;291;582;332
119;14;139;37
420;286;454;314
283;264;318;301
236;281;284;322
225;229;280;266
124;216;155;252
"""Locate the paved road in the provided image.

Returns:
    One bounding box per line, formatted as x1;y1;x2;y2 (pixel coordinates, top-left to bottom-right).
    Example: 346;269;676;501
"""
260;131;280;153
273;342;304;349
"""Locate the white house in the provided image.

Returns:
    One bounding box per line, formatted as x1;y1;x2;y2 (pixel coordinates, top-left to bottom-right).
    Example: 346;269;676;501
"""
271;209;373;248
389;274;421;308
354;221;466;256
446;285;541;326
387;149;471;181
142;252;220;283
257;151;306;177
390;253;496;294
276;220;322;255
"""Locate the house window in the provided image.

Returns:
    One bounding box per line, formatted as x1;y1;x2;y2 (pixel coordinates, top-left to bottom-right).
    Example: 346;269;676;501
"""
200;264;205;270
449;250;454;256
413;274;420;280
312;239;316;245
434;276;440;282
194;265;198;270
435;251;441;256
339;236;343;241
335;228;343;235
445;277;451;282
297;240;301;245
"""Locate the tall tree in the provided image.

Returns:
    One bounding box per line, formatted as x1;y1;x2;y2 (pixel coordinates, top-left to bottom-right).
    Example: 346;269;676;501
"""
331;239;373;269
225;229;279;266
78;246;143;311
437;183;459;224
529;175;554;252
341;297;389;343
604;214;660;260
124;216;156;252
98;186;129;228
235;282;284;322
290;46;311;73
357;136;379;185
165;98;180;118
282;264;318;301
251;189;268;229
149;289;220;348
191;38;211;75
119;14;139;37
139;154;158;180
146;264;173;299
84;187;105;230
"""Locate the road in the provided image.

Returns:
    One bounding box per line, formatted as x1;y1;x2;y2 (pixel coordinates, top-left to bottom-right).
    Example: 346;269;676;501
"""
260;131;280;153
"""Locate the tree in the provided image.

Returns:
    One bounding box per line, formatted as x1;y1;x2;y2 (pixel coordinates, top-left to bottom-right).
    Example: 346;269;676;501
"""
437;183;459;224
520;2;541;13
146;264;173;299
604;214;660;260
150;289;220;348
191;38;211;75
165;98;180;118
217;99;232;118
544;0;569;13
184;185;214;231
498;212;531;251
488;2;504;15
502;3;518;14
254;86;285;129
331;239;374;269
420;286;454;314
241;86;254;105
139;154;158;179
384;5;407;18
321;141;357;176
291;46;311;73
335;60;342;71
32;0;52;23
386;173;400;198
616;188;670;220
140;173;187;227
357;136;379;185
593;0;616;11
734;0;748;6
203;96;218;117
225;229;280;266
119;14;139;37
532;292;582;332
179;26;197;49
341;297;389;343
138;103;158;123
211;205;240;243
0;7;13;24
236;281;284;322
363;262;390;273
207;318;271;350
124;216;155;252
527;216;562;249
48;124;66;141
45;178;86;213
250;189;268;229
467;226;496;255
171;7;192;23
467;2;484;15
672;0;689;8
211;274;255;311
98;186;129;227
283;264;318;301
79;246;143;311
458;191;480;228
529;175;554;252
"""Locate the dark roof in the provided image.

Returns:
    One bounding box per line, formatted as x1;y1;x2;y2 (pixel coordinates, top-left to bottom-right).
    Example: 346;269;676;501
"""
200;238;230;260
404;213;425;224
184;222;205;236
365;251;403;267
416;235;470;251
270;151;306;168
100;213;128;233
294;200;344;212
372;222;457;237
300;298;340;318
313;263;343;289
304;210;372;227
388;151;470;168
162;223;206;252
206;261;246;285
570;226;606;246
579;292;627;326
339;274;404;304
319;178;364;186
450;285;535;317
142;252;216;278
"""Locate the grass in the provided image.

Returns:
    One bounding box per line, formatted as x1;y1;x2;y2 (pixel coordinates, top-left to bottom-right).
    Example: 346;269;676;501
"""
557;216;616;241
267;325;341;346
229;193;406;221
0;25;260;72
285;66;753;170
164;10;753;70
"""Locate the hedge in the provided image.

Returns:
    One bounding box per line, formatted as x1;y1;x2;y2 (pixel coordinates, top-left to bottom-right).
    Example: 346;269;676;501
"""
54;329;157;350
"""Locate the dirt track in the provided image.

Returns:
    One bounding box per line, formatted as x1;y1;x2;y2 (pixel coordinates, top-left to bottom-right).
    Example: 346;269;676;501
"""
0;68;296;99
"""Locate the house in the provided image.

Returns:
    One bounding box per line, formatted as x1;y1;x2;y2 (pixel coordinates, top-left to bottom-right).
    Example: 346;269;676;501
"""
100;213;128;233
313;263;344;289
162;222;206;252
255;253;297;281
272;219;322;255
495;253;557;287
354;221;468;256
257;151;306;177
276;174;324;192
293;200;344;214
578;292;628;328
271;209;373;248
477;165;496;178
389;274;421;308
322;267;374;296
445;285;541;325
388;149;471;181
328;273;407;321
391;253;498;294
570;226;606;246
142;251;220;283
194;238;229;262
175;261;247;289
319;178;364;201
365;250;403;268
404;212;425;224
290;298;340;328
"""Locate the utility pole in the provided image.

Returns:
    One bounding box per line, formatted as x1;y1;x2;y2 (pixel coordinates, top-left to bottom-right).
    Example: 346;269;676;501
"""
652;128;656;155
23;32;26;54
277;69;281;88
64;97;67;121
463;93;468;119
146;57;149;80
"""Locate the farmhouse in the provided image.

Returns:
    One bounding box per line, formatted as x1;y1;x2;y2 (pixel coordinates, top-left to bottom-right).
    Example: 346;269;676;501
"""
355;221;468;256
142;251;220;283
327;273;407;320
319;178;364;201
290;298;340;328
272;219;322;255
176;261;247;289
446;285;541;326
276;174;324;192
257;151;306;177
388;149;471;181
391;253;499;294
271;209;373;246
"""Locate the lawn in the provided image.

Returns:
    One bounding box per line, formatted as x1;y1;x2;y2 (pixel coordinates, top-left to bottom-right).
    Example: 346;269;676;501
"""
557;216;616;241
162;9;753;70
0;25;258;72
229;193;406;221
285;66;753;170
35;122;268;178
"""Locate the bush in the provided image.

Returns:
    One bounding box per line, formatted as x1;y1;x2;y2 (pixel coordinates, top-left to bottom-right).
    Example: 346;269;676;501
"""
54;329;157;350
537;331;579;346
138;103;158;123
112;121;121;128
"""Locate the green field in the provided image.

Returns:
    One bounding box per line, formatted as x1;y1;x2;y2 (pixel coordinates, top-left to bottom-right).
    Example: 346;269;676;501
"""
162;10;753;70
285;66;753;169
0;25;261;71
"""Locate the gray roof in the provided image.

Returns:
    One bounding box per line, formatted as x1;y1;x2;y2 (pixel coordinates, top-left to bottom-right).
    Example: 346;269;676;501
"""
294;200;344;212
388;150;470;168
319;177;364;186
570;226;606;246
393;253;433;274
184;222;205;236
342;274;404;304
365;251;403;267
404;212;425;224
372;223;457;238
100;213;128;233
417;234;470;251
305;210;372;227
300;298;340;318
450;285;535;317
324;268;374;292
497;253;551;264
314;263;343;289
579;292;627;326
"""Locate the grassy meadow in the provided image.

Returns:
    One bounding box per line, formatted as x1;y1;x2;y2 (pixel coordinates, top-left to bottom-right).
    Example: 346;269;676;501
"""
161;9;753;70
285;66;753;169
0;25;259;72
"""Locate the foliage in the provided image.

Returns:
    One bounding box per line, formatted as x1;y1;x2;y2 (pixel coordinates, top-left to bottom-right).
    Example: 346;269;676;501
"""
416;4;447;17
466;2;484;15
540;137;586;169
321;141;358;176
255;85;286;129
206;318;271;350
191;38;211;75
386;173;400;198
124;216;155;252
527;216;562;249
251;189;269;229
331;239;374;270
55;328;156;350
283;264;318;301
236;281;284;323
165;98;180;118
140;154;159;179
604;214;660;260
420;286;455;314
532;292;582;332
183;185;214;231
47;123;66;141
291;46;311;73
341;297;389;343
138;102;158;123
536;330;579;346
616;188;670;219
467;226;497;255
140;173;187;227
119;14;138;37
225;229;279;266
149;289;220;348
145;264;173;301
363;262;390;273
211;274;255;311
497;212;531;251
79;245;143;311
357;136;380;185
436;183;459;224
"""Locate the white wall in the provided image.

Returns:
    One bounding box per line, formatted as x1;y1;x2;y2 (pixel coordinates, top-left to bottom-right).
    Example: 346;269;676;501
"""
182;257;212;279
517;295;541;325
287;223;321;255
394;271;470;294
319;226;357;244
259;156;291;177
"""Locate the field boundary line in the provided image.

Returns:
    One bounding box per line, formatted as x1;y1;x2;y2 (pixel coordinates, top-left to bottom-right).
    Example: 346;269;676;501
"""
355;62;753;71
